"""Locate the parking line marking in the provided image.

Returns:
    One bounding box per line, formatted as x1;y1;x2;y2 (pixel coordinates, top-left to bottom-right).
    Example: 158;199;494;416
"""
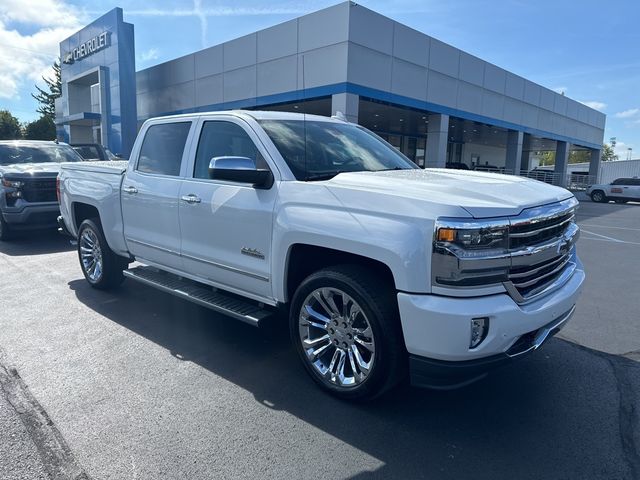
579;224;640;232
580;229;640;246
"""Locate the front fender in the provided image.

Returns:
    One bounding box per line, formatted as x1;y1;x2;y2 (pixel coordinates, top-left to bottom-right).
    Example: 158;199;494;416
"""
272;203;433;302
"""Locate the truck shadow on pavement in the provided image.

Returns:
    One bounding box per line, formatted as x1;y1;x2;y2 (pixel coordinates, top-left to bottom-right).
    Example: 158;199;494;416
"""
67;278;640;480
0;230;74;256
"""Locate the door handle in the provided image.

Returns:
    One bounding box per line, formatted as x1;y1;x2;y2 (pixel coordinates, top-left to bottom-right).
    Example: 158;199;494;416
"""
181;194;201;204
123;186;138;194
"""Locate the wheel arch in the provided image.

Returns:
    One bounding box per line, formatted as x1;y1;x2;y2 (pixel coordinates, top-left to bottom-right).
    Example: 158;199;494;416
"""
283;243;397;304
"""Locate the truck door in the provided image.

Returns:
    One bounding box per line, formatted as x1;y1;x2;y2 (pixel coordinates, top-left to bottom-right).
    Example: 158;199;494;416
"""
121;120;194;271
178;118;277;300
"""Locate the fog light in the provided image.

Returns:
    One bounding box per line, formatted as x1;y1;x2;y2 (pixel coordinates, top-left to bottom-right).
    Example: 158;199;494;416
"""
470;317;489;349
7;191;22;198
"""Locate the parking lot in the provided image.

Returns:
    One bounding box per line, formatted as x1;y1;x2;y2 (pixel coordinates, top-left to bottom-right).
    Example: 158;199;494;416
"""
1;199;639;480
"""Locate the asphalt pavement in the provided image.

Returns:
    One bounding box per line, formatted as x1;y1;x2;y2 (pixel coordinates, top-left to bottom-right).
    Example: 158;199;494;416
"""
0;199;639;480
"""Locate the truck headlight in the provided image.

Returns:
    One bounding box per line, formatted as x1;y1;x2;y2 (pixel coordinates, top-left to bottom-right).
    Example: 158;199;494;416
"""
432;218;511;288
1;179;23;188
436;224;508;250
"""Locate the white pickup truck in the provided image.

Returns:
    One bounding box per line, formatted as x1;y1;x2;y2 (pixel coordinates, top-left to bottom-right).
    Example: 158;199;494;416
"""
58;111;585;400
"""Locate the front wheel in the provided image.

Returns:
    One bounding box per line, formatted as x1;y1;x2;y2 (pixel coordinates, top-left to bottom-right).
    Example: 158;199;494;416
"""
77;218;128;289
590;190;607;203
289;265;406;401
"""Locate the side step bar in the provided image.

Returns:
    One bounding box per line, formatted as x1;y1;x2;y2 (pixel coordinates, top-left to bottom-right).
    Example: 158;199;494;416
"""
123;266;272;326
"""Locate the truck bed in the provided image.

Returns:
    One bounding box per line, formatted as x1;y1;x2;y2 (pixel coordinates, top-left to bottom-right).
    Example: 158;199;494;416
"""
61;160;128;175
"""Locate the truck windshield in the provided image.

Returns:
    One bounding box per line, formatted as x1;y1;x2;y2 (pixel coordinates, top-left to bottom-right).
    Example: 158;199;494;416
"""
258;119;417;181
0;144;83;165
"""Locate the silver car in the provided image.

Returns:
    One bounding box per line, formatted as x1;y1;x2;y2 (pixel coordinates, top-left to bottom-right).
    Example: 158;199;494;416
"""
587;177;640;203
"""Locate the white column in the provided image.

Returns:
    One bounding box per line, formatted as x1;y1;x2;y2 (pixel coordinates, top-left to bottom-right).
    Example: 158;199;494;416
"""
425;113;449;168
331;93;359;123
554;141;570;187
589;148;601;183
505;130;524;175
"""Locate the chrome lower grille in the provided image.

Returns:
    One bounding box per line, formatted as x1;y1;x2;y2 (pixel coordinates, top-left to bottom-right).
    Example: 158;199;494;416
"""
508;252;572;299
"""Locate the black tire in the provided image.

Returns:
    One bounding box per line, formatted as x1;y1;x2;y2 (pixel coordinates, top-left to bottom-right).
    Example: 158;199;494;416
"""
0;214;11;241
77;218;128;289
590;190;607;203
289;265;407;401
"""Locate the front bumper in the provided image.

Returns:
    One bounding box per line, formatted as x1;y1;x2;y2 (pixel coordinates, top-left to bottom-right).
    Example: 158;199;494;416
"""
1;203;60;229
398;257;585;388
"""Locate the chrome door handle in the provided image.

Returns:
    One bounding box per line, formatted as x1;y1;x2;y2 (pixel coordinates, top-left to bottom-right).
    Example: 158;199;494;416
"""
123;186;138;194
181;194;201;204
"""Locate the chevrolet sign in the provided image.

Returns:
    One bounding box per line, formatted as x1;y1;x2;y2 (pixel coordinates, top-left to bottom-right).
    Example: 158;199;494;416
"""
63;32;110;65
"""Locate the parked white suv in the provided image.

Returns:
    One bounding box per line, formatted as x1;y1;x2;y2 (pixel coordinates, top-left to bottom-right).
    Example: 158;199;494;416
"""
587;177;640;203
58;111;585;400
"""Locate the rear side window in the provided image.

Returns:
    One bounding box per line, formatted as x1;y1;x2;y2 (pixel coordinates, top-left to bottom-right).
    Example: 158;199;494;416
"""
137;122;191;176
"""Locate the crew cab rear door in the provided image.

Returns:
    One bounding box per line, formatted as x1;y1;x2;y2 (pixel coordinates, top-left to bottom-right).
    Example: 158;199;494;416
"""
121;119;196;271
178;117;277;301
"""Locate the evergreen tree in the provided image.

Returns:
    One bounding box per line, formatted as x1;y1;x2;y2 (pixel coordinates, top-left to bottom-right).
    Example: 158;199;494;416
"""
24;116;56;140
32;60;61;121
0;110;22;140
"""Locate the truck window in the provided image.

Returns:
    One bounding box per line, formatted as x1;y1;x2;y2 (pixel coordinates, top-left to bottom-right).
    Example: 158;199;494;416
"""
137;122;191;176
193;121;263;179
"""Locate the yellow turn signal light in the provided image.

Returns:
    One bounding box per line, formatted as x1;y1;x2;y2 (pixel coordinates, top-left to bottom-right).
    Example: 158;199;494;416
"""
437;228;456;242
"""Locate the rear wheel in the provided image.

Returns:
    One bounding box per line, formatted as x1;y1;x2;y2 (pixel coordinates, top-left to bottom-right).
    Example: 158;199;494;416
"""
78;218;128;289
590;190;607;203
289;265;406;401
0;214;11;241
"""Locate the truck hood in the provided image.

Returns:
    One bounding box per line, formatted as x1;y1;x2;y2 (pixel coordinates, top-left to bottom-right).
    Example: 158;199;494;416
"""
326;169;574;218
0;162;64;177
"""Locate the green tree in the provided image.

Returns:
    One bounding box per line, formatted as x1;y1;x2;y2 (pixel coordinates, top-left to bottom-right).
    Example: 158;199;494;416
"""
24;116;56;140
0;110;22;140
536;151;555;166
601;143;617;161
568;150;590;164
32;59;61;121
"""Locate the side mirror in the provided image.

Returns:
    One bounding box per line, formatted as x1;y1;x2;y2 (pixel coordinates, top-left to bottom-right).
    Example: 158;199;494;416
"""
208;156;273;189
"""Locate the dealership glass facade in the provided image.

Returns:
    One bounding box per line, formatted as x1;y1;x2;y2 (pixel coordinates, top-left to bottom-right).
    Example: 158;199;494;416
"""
57;3;606;183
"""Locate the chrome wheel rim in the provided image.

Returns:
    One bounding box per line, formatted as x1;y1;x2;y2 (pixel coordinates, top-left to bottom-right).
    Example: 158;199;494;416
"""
298;287;375;388
593;192;603;202
80;228;103;282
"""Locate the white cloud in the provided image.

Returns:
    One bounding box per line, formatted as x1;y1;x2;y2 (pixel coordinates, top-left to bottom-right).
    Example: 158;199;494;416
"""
579;100;607;111
138;48;160;63
614;108;639;118
0;0;82;27
0;1;82;101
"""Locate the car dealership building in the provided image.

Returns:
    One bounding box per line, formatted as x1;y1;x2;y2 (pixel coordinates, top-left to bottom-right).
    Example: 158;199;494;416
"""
56;2;606;184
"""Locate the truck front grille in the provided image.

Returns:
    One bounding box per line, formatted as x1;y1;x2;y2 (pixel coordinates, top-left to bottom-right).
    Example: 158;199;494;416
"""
508;252;572;300
505;201;579;303
22;178;57;203
509;211;574;249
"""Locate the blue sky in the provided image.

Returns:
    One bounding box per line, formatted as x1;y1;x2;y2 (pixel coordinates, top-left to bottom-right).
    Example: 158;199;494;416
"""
0;0;638;157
